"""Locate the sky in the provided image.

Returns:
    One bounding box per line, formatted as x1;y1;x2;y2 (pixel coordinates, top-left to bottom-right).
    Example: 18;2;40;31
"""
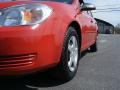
90;0;120;26
0;0;119;26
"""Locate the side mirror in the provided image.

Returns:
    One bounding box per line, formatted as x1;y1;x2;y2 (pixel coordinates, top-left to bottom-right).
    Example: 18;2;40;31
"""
81;3;96;11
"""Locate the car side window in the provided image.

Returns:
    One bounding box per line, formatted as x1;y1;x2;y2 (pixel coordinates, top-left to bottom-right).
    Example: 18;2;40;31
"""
36;0;73;4
79;0;83;4
55;0;73;3
78;0;83;9
87;11;93;17
83;0;92;3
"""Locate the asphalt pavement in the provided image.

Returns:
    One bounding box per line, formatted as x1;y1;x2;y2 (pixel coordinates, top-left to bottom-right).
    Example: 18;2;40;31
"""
0;34;120;90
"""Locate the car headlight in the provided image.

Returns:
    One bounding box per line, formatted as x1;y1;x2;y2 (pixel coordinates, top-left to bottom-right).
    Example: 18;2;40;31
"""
0;3;53;26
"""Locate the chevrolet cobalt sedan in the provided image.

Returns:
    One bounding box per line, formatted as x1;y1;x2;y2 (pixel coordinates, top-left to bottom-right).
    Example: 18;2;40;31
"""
0;0;98;80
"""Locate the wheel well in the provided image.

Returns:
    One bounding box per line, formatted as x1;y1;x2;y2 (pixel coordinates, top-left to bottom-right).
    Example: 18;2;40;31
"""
69;21;82;48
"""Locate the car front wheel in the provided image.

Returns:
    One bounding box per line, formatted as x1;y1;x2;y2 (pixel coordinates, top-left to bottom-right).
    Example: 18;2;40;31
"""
55;27;80;81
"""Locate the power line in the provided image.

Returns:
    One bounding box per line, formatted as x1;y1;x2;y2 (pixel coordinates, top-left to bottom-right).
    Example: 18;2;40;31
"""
92;3;120;13
97;4;120;7
94;7;120;13
93;10;120;13
97;7;120;10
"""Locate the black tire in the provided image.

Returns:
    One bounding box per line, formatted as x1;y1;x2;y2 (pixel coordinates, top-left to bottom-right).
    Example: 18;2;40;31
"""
54;27;81;81
89;41;98;52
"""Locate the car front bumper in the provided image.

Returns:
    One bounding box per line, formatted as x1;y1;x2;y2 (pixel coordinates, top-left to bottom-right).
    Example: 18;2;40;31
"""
0;20;61;76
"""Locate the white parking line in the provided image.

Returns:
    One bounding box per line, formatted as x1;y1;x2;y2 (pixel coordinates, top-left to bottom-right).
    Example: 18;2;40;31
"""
98;40;107;43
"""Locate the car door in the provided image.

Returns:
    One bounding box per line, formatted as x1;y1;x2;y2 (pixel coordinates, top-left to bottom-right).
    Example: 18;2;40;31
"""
79;11;92;50
86;11;97;45
75;1;92;51
82;11;94;48
82;0;97;47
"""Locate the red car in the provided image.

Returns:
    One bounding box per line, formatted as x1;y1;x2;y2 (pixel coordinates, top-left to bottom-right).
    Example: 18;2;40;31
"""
0;0;98;80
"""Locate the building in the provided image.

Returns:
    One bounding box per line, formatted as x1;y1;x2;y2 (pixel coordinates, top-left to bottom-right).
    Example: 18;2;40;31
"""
95;18;114;34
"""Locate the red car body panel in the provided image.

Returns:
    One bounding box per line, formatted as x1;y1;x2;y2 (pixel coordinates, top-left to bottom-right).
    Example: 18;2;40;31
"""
0;0;98;75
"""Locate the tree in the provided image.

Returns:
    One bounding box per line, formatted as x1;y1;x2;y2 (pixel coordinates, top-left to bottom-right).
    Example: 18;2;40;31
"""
114;24;120;34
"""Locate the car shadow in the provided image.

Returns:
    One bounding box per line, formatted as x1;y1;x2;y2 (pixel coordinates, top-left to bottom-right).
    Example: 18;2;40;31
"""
0;50;89;90
0;72;67;90
81;49;90;58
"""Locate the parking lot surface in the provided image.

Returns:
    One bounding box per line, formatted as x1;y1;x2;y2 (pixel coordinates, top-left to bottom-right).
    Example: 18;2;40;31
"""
0;34;120;90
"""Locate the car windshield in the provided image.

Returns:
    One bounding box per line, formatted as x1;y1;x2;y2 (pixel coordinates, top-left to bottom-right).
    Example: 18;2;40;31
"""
0;0;73;3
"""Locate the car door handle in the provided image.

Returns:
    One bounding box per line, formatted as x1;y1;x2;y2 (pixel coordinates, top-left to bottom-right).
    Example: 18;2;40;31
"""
91;20;94;23
91;20;97;24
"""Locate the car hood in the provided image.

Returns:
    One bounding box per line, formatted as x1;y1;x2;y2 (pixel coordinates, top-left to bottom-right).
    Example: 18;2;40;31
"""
0;0;56;9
